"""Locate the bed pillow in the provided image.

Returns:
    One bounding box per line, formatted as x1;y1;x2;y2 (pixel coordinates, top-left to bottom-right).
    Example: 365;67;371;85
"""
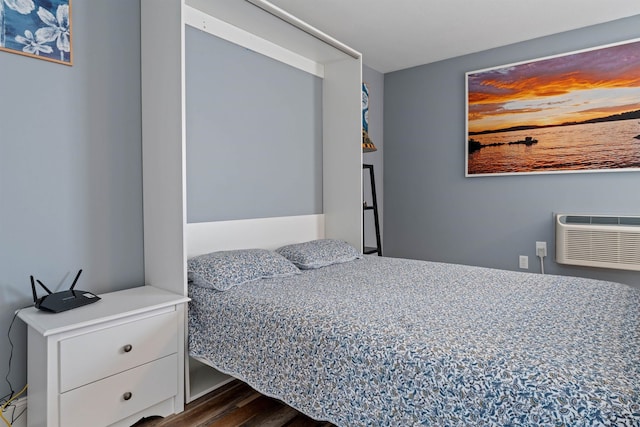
187;249;300;291
276;239;362;270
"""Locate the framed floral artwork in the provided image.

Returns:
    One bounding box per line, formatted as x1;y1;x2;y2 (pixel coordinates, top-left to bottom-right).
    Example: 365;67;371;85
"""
362;82;377;152
0;0;72;65
466;38;640;176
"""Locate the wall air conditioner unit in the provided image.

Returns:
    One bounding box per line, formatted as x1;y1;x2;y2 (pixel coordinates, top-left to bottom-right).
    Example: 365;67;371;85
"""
555;214;640;271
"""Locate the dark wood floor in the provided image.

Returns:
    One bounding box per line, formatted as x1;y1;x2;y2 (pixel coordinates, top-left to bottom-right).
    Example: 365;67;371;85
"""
132;380;335;427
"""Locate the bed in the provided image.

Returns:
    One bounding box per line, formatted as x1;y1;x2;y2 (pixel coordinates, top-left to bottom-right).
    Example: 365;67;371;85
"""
187;240;640;426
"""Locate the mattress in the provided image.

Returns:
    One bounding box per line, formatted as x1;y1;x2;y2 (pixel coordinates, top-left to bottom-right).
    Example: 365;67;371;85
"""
188;256;640;426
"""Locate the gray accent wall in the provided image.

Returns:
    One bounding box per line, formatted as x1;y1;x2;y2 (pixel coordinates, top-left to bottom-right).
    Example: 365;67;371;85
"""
384;15;640;287
185;26;323;222
0;1;143;399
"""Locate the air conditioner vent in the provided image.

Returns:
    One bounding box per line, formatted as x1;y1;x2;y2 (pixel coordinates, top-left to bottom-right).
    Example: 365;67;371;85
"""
565;215;591;224
556;214;640;271
621;217;640;226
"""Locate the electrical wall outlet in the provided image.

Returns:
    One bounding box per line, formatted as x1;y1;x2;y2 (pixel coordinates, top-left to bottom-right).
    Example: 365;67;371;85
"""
519;255;528;269
536;241;547;257
1;396;27;427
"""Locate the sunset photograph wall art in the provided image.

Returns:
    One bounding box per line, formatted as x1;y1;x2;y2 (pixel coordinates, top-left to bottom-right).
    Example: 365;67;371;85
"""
466;38;640;176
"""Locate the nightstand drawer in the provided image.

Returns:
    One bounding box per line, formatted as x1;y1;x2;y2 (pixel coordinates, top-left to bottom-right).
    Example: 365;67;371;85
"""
59;353;178;427
59;310;178;392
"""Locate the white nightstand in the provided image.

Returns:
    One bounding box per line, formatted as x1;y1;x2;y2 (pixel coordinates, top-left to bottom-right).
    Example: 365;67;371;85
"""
17;286;189;427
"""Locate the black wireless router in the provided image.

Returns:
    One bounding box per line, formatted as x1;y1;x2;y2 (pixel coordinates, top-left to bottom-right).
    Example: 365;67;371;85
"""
31;269;101;313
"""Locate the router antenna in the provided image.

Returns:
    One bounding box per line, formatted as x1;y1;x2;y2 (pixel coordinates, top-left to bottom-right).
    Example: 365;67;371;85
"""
70;269;83;290
36;279;53;295
30;275;38;303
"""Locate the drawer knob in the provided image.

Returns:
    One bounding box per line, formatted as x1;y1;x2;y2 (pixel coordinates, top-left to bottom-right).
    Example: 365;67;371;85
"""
123;344;133;353
123;392;133;401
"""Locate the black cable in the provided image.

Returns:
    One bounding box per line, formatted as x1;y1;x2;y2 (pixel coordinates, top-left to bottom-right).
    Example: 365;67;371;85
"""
13;405;26;424
2;306;29;405
2;311;20;404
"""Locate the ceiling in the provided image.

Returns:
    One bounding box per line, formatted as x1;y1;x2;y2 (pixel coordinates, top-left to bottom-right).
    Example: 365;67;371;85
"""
267;0;640;73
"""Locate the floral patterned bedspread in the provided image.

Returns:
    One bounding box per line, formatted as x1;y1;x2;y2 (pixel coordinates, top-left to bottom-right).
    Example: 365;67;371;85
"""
188;256;640;426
